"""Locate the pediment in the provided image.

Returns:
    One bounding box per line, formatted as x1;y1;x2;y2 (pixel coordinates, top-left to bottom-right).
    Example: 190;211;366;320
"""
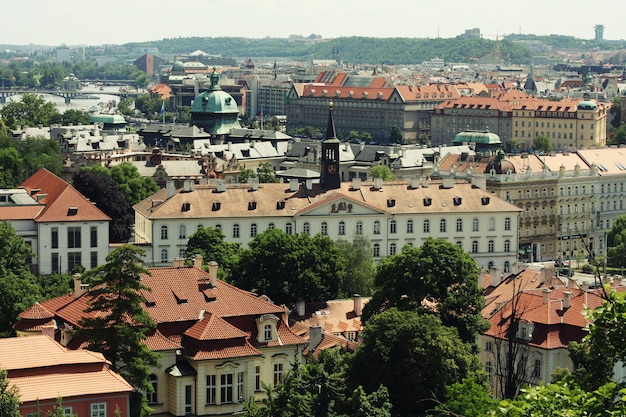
296;193;387;217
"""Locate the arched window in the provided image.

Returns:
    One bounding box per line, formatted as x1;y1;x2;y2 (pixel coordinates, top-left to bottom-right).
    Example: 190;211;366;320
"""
147;374;158;404
485;361;493;381
321;222;328;235
504;261;511;273
160;225;168;240
286;223;293;235
373;243;380;257
407;219;414;233
215;224;222;231
472;240;478;253
374;220;381;235
504;217;511;231
439;219;446;233
489;217;495;231
456;241;463;248
488;240;495;253
356;221;363;235
504;239;511;252
456;218;463;232
339;221;345;236
303;222;310;235
179;224;186;239
250;223;257;237
179;248;186;258
389;243;397;255
472;218;479;232
197;224;203;230
390;220;397;234
160;249;168;263
268;223;275;229
488;261;494;269
233;224;240;238
423;219;430;233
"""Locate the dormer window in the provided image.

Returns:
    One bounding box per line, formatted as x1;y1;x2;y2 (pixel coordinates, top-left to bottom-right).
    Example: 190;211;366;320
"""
256;314;280;343
67;206;78;216
516;320;534;341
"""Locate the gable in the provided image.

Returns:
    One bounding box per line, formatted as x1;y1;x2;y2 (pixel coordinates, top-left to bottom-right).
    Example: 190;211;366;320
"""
295;194;387;217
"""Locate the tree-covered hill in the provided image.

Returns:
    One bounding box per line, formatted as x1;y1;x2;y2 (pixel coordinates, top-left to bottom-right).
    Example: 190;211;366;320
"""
125;36;534;65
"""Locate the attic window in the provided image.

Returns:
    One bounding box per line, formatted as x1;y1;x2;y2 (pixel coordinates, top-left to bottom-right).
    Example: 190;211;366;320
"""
276;201;285;210
334;90;341;97
248;201;257;210
225;97;232;104
387;198;396;207
67;206;78;216
181;202;191;212
481;196;490;205
362;91;368;99
377;92;383;99
423;197;432;206
348;91;354;98
212;201;221;211
453;197;462;206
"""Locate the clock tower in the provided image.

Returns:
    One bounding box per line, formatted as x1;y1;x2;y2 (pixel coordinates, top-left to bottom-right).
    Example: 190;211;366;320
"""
320;102;341;190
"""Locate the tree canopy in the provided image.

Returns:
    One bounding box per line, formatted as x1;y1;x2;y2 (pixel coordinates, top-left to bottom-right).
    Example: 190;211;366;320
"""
348;309;484;416
362;238;489;343
0;368;21;417
0;132;62;187
0;221;40;335
606;214;626;268
0;93;60;129
532;134;553;153
77;244;160;417
72;169;134;242
185;226;243;280
369;165;396;181
233;228;347;306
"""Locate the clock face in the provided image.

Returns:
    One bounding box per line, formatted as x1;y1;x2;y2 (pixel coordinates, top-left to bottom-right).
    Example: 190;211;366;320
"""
328;165;337;173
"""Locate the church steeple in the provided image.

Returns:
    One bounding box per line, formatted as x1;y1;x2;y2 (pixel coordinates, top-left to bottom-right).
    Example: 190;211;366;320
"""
320;102;340;190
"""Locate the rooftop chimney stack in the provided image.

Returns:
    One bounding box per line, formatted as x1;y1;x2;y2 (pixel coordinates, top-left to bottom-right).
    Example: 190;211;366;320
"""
354;294;362;316
542;287;552;304
208;261;218;287
563;291;573;309
194;254;203;269
309;326;323;353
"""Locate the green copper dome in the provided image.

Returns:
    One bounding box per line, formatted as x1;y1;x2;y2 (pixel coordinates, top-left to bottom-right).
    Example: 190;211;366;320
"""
577;100;598;110
453;130;501;145
190;68;240;135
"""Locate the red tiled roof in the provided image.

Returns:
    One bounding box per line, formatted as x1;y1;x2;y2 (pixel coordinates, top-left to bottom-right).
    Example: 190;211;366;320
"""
185;338;261;360
19;302;55;320
0;205;43;220
185;313;248;341
145;329;182;351
20;168;110;223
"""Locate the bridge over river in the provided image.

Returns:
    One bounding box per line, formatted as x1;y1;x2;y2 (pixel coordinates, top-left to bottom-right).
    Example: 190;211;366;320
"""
0;88;143;104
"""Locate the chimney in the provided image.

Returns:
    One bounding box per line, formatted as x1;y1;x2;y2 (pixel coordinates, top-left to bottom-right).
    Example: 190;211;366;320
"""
353;294;362;316
352;178;361;190
41;323;55;340
183;179;191;192
442;177;454;188
373;177;383;190
563;291;573;309
73;273;88;298
208;261;218;287
478;269;487;288
289;178;299;192
540;267;547;284
193;254;203;269
542;287;551;304
198;309;205;320
251;178;259;191
472;175;486;190
306;178;313;190
173;257;185;268
296;299;306;317
410;177;420;189
309;326;323;353
166;180;175;199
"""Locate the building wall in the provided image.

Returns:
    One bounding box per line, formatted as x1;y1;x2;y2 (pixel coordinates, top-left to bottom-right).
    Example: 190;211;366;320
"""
37;221;109;275
20;393;130;417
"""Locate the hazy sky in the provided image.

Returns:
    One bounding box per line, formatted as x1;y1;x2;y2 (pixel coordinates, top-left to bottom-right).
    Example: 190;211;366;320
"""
7;0;626;46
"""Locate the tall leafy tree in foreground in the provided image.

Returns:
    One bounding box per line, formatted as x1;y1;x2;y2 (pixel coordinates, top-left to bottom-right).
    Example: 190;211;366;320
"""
335;235;375;296
77;245;160;417
362;238;489;343
0;93;60;129
348;309;484;417
0;221;40;335
0;368;21;417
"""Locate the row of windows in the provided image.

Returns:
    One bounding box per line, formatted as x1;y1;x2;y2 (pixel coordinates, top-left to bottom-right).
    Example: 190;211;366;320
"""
51;251;98;274
159;217;513;240
51;227;98;249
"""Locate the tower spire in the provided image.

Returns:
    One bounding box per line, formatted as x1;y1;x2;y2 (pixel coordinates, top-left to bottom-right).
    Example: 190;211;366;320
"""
325;101;337;139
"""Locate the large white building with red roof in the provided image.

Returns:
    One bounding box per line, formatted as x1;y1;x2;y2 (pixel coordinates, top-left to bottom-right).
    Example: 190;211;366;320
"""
14;258;306;416
0;335;133;417
0;168;110;275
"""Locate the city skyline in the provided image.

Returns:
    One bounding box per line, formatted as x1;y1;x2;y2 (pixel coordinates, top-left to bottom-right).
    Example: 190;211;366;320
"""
6;0;626;48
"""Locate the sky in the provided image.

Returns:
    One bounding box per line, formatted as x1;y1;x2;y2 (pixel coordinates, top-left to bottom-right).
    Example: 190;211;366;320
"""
6;0;626;47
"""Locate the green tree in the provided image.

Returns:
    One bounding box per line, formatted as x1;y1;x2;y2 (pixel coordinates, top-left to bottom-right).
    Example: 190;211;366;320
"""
257;162;279;183
185;226;243;280
0;368;21;417
348;309;483;417
233;228;346;305
609;124;626;146
59;109;92;126
434;378;497;417
417;133;429;146
609;95;622;129
506;138;521;153
77;244;160;417
0;145;23;188
606;214;626;268
335;235;375;296
238;166;257;183
362;238;489;344
388;126;403;144
16;138;63;181
532;134;553;153
109;162;159;205
0;221;40;335
0;93;60;129
369;165;396;181
72;169;134;242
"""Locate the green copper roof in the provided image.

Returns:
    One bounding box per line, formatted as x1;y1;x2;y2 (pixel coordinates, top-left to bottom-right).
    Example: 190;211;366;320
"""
453;130;501;144
577;100;598;110
90;114;126;124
